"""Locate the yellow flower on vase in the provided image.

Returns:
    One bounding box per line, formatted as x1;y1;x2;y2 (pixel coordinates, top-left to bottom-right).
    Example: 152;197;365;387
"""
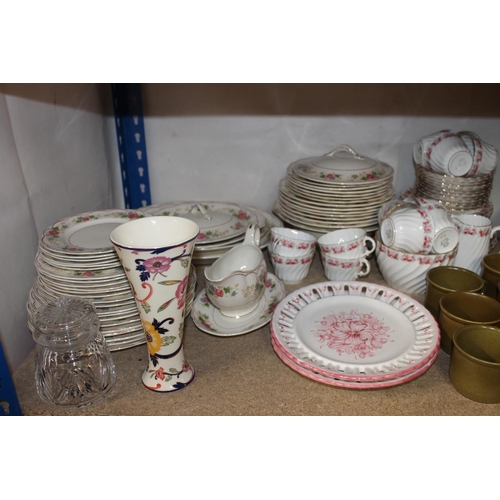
143;320;162;355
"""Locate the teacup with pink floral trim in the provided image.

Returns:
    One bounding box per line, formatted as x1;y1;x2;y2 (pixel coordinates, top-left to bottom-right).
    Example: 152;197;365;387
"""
317;227;375;259
269;227;317;257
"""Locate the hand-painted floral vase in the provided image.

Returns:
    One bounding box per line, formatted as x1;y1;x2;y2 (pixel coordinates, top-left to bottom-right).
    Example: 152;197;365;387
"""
110;216;199;392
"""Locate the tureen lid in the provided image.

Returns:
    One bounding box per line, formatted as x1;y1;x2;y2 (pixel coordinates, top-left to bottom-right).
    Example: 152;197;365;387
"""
290;145;394;185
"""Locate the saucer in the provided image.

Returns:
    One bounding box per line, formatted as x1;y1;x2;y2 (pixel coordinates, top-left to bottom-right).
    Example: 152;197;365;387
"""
192;273;285;336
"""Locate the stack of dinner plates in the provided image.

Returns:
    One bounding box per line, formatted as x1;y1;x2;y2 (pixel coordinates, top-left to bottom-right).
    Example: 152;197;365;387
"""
273;145;395;236
26;209;197;351
270;281;440;389
142;201;283;265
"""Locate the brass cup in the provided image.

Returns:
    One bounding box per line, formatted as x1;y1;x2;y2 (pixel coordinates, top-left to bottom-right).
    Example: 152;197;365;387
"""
425;266;484;321
450;325;500;403
482;253;500;299
438;291;500;355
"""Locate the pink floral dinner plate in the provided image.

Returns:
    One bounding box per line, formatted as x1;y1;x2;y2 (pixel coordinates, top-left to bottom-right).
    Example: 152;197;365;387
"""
271;336;439;390
271;281;440;380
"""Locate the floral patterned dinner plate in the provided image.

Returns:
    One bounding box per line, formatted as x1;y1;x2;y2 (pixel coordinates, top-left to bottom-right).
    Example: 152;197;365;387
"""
271;281;439;378
192;273;285;336
271;335;439;389
40;209;147;254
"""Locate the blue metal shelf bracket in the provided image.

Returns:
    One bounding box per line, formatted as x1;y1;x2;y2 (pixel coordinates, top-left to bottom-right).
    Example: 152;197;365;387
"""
0;343;22;416
111;83;152;209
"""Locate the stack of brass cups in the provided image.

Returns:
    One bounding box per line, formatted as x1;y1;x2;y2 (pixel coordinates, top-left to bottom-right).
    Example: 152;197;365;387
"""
425;250;500;403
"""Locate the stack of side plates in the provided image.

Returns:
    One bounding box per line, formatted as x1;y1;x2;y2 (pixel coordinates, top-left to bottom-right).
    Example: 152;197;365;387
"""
412;164;494;213
270;281;440;389
273;146;395;236
26;209;197;351
142;201;283;265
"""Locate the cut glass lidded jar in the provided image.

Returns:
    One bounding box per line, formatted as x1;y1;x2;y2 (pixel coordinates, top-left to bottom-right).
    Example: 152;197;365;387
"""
31;296;116;409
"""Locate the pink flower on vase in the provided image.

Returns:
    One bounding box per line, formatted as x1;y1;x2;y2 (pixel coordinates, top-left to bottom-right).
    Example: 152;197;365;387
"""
143;256;172;275
155;367;166;380
214;288;224;298
175;276;188;309
182;361;190;372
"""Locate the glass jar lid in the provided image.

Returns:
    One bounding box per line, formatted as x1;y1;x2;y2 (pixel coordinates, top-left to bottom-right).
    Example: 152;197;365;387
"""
32;296;99;349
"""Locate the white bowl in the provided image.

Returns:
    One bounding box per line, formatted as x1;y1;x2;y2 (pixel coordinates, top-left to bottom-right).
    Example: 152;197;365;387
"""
375;233;458;296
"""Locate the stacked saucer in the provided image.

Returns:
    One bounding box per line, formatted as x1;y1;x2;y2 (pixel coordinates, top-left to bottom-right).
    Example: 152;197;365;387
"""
412;164;494;213
273;145;395;235
142;201;283;265
26;209;197;351
270;281;440;389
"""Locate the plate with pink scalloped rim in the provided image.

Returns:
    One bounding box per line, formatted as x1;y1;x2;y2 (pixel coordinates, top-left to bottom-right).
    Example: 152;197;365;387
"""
270;281;439;384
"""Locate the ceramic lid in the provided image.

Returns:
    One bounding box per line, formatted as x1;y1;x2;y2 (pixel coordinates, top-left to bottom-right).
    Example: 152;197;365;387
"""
291;145;394;185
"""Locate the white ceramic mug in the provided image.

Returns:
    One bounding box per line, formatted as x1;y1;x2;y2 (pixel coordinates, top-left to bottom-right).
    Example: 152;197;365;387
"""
204;225;267;317
317;228;375;259
320;254;370;281
451;214;500;275
269;227;316;257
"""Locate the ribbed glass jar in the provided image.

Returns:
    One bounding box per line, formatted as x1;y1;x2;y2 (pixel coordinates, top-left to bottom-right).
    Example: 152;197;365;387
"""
31;296;116;409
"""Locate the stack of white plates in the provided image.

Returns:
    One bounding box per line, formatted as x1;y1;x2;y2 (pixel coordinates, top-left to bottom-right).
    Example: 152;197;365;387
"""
26;209;197;351
270;281;439;389
412;164;494;213
273;146;395;235
142;201;283;265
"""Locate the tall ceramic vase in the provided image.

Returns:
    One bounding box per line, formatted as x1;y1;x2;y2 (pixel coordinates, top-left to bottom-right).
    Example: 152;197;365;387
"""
110;216;199;392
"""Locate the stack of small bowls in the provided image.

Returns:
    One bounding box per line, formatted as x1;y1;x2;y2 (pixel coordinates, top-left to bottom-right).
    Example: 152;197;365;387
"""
375;198;459;295
317;228;374;281
267;227;316;283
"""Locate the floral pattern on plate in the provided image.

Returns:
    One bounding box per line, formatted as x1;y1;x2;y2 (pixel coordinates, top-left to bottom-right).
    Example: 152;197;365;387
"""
271;281;440;378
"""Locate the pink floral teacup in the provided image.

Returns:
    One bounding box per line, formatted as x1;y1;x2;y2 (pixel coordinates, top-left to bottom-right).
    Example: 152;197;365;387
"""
269;227;316;257
269;248;315;283
317;228;375;259
320;254;371;281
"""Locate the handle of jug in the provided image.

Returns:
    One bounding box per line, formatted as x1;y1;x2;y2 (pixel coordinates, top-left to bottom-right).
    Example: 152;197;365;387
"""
243;224;260;247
